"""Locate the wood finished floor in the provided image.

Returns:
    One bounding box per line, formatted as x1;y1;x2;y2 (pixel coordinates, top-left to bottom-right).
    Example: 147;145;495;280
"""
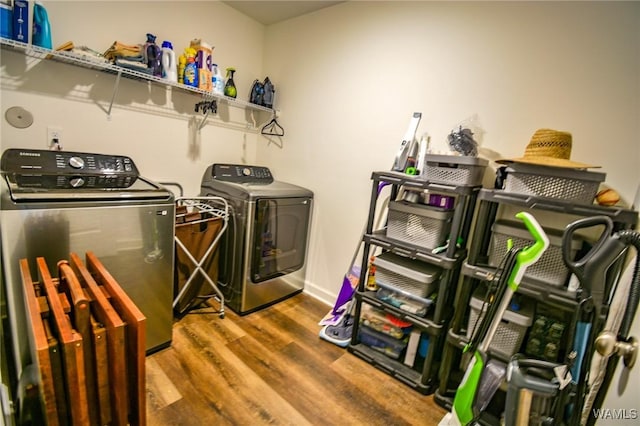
145;293;447;425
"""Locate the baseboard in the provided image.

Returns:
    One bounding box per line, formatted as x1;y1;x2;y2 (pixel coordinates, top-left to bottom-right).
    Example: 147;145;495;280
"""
302;280;334;308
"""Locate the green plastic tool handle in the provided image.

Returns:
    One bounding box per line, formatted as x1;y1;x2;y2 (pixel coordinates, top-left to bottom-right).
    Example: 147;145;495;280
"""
508;212;549;291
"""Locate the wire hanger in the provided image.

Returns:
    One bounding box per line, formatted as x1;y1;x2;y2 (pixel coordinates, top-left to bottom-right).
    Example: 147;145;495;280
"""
261;113;285;137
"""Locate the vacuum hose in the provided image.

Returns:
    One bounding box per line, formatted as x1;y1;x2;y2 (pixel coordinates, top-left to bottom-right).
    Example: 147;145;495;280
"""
615;229;640;337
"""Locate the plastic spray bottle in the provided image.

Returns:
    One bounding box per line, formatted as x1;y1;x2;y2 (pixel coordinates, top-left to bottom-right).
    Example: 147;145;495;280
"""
32;1;52;48
224;67;237;98
161;41;177;83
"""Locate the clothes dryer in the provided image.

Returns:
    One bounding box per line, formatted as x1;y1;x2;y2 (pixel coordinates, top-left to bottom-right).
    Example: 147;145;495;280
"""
200;164;313;314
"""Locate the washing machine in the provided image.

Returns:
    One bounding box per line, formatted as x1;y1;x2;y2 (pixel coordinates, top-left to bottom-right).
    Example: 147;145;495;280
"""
0;148;175;380
200;164;313;314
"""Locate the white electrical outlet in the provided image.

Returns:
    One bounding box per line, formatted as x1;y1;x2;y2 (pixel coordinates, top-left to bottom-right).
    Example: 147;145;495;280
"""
47;126;63;149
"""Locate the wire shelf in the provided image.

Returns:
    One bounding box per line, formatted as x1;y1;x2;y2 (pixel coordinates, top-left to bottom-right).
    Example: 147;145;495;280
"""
0;37;274;113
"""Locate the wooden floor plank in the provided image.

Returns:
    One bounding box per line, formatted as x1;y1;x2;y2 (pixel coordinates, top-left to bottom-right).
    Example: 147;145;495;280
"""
169;319;312;425
145;357;182;409
146;293;448;425
330;353;446;425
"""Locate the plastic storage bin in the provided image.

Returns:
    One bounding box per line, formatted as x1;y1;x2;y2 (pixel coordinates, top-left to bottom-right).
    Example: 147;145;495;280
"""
375;282;434;317
422;154;488;187
360;304;412;339
386;200;453;250
359;325;408;360
489;220;583;287
466;287;535;359
373;252;441;298
503;163;605;205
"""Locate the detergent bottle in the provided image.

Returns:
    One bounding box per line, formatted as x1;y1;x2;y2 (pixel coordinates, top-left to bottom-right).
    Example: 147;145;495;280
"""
161;41;177;83
178;49;187;84
194;40;213;91
183;48;198;87
144;33;162;77
32;1;52;49
211;64;224;95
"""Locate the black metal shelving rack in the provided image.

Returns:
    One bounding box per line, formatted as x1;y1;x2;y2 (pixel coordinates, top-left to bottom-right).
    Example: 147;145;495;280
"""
347;170;482;394
434;188;638;424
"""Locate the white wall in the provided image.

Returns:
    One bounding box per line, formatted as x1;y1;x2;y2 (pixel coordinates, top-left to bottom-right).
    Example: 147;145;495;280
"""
259;1;640;304
1;0;267;196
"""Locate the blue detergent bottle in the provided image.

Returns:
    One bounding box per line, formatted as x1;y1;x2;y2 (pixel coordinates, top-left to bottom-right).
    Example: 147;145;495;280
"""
32;1;52;49
184;56;199;88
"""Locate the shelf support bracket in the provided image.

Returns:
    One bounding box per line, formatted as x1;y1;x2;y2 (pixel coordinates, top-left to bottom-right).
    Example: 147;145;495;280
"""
198;110;211;131
107;70;122;120
197;99;217;130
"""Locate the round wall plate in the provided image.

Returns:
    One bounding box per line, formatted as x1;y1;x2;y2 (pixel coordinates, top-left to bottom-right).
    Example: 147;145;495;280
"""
5;106;34;129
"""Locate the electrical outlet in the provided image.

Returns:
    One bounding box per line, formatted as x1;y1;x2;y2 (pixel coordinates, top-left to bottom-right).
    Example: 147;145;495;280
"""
47;126;63;149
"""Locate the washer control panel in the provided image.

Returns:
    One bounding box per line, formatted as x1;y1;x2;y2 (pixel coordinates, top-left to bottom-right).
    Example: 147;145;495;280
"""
212;163;274;184
1;148;139;176
11;173;138;189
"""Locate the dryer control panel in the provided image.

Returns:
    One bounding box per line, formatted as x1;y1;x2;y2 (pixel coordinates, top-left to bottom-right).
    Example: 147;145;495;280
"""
212;163;274;184
1;148;139;176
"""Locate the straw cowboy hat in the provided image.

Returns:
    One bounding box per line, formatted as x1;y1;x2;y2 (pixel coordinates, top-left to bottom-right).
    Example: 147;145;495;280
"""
497;128;600;169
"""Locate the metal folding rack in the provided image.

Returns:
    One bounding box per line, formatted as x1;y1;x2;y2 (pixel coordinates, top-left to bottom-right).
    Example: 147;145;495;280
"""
173;196;229;318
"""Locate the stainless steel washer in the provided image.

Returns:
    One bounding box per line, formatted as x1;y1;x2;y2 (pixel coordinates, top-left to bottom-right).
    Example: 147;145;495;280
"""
200;164;313;314
0;148;175;379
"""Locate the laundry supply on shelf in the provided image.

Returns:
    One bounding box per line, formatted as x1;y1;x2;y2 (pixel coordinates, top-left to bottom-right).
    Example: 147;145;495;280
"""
224;67;237;98
182;47;198;87
249;76;276;108
12;0;28;43
115;57;152;73
143;33;162;77
32;1;52;49
161;40;177;82
103;40;143;62
263;77;275;108
249;79;265;106
54;41;109;63
190;38;213;91
211;63;224;95
0;2;11;39
178;48;187;83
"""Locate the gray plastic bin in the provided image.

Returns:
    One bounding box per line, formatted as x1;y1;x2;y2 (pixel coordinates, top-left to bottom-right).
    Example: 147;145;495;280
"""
373;252;441;298
386;200;453;250
489;220;583;288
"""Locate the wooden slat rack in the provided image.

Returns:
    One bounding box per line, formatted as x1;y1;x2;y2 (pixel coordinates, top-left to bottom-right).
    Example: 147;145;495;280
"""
20;252;146;425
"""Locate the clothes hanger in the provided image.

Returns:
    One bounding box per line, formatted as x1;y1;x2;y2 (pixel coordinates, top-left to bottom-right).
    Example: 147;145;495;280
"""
261;113;285;137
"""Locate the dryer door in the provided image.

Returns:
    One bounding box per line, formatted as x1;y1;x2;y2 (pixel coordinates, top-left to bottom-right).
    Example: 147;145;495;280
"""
251;197;312;283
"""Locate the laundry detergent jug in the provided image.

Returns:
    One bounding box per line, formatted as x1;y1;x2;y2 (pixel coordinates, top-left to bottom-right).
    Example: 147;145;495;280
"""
161;41;178;83
32;1;52;49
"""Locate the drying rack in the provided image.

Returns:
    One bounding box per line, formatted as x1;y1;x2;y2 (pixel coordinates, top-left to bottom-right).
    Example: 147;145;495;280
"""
173;196;229;318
